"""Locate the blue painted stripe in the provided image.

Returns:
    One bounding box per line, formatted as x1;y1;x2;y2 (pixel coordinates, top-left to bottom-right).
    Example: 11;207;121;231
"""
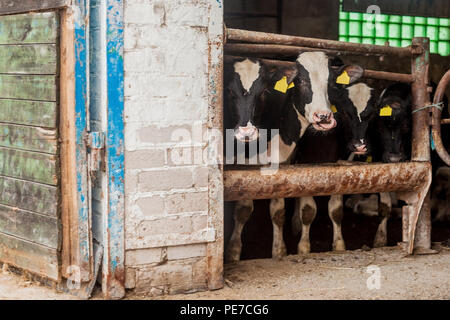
105;0;125;291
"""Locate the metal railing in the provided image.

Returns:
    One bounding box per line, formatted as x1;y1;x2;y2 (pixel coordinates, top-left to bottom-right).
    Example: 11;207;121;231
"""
223;27;437;254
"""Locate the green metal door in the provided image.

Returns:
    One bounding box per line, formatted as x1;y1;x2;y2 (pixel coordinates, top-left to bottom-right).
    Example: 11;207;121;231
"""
0;11;61;281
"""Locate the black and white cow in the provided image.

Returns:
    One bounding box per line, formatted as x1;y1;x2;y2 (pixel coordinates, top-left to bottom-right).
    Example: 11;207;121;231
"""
292;80;377;254
343;83;412;248
348;82;450;246
372;83;412;247
374;83;412;163
224;52;364;261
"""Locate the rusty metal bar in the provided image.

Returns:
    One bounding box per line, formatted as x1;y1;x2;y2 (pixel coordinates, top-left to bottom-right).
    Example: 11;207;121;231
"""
225;43;385;57
432;69;450;166
411;38;432;162
224;55;414;83
224;162;431;201
410;37;432;252
362;69;413;83
227;28;413;58
225;55;292;67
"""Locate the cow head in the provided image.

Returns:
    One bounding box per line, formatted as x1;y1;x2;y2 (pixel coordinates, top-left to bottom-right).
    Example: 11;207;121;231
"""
288;52;363;132
333;83;377;155
225;58;270;142
376;83;412;163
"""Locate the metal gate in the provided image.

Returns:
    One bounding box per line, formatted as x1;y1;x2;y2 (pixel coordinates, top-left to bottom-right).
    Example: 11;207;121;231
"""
223;28;437;255
432;70;450;167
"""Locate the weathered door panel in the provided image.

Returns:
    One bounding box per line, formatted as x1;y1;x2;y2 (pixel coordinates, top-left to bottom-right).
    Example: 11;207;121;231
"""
0;11;61;281
59;2;93;283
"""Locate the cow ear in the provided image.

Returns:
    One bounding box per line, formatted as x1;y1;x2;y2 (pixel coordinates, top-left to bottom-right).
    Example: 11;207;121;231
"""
269;65;298;85
336;65;364;85
283;65;299;84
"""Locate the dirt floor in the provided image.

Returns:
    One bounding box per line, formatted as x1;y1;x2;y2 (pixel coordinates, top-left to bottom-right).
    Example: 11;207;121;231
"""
152;245;450;300
0;245;449;300
0;267;78;300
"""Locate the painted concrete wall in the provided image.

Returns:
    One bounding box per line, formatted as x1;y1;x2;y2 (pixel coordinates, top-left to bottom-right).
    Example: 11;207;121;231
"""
123;0;224;295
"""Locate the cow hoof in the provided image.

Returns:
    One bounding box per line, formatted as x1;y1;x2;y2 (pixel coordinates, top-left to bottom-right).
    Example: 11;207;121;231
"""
225;249;241;263
225;255;240;263
333;240;346;252
298;241;311;254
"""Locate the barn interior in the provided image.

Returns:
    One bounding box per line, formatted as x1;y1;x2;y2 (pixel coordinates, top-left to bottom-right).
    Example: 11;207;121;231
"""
223;0;450;260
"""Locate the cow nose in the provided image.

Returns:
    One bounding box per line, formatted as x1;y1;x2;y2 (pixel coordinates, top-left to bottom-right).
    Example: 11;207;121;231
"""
234;122;259;142
388;154;402;163
239;126;255;135
313;112;332;123
353;142;367;155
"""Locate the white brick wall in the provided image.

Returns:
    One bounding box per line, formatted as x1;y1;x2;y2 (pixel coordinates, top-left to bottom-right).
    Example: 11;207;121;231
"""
123;0;223;296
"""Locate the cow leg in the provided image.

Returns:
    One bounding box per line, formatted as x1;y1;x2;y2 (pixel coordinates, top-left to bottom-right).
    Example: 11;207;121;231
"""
297;196;317;254
328;194;346;252
226;199;253;262
269;198;287;259
374;192;391;248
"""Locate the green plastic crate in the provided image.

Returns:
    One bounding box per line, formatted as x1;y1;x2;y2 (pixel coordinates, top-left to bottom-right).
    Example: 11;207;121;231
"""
439;27;450;41
439;18;450;27
362;22;375;37
427;26;439;41
348;21;362;36
349;12;362;21
388;39;401;47
338;4;449;56
339;21;349;36
388;23;401;39
375;38;388;46
376;23;388;37
402;24;414;39
402;16;414;24
401;40;412;47
414;25;427;37
430;41;438;53
389;15;402;23
362;37;374;44
378;14;389;23
414;17;427;25
348;36;361;43
438;41;450;56
427;18;439;26
339;11;349;20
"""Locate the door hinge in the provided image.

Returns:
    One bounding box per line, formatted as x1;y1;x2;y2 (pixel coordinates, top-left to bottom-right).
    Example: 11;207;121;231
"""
87;132;106;175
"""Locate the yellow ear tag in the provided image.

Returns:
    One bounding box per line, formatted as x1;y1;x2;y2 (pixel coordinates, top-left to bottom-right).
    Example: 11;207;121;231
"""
336;71;350;85
366;155;373;163
331;105;338;113
287;81;295;89
379;105;392;116
274;76;288;93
